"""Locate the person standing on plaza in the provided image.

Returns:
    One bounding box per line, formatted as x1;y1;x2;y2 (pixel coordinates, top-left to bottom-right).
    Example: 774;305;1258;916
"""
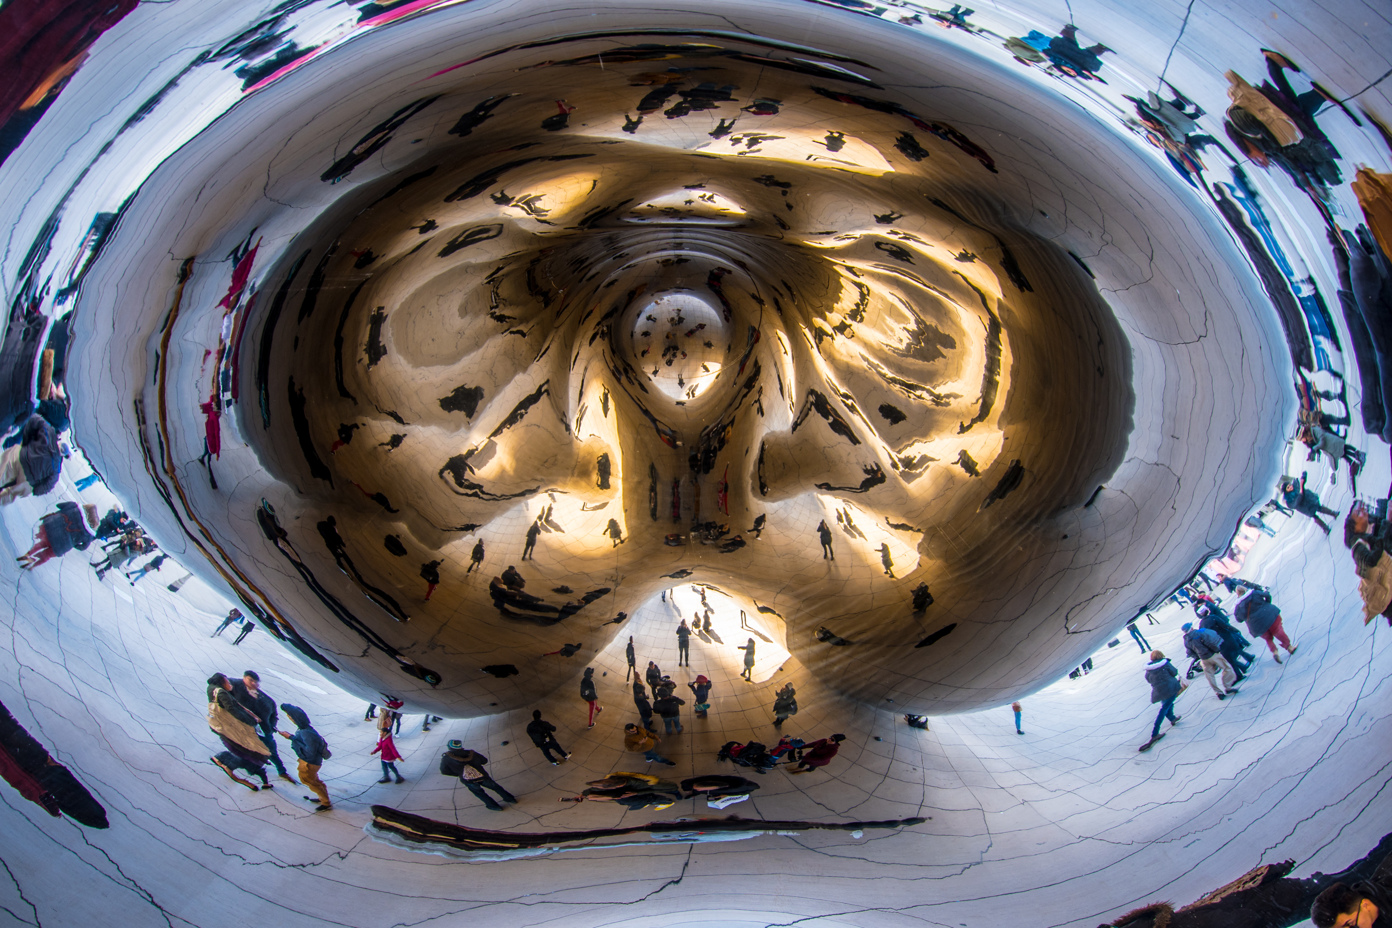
653;688;685;735
1011;701;1024;735
580;667;602;728
633;680;655;730
372;717;405;783
675;620;691;667
772;683;797;728
625;635;636;681
443;741;515;811
738;638;756;681
688;675;712;719
1126;618;1151;652
231;671;294;783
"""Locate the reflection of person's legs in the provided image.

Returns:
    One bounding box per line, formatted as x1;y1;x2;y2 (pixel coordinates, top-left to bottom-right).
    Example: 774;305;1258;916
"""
479;775;515;804
1214;654;1237;690
587;700;599;726
1128;626;1148;651
259;731;289;777
299;760;330;807
233;622;255;645
1268;616;1294;651
1151;698;1177;738
1013;709;1023;732
1200;658;1224;695
464;779;502;810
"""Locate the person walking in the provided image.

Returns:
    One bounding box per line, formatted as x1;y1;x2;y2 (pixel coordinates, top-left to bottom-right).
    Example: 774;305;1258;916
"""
1232;584;1298;663
645;661;663;691
212;608;243;638
1011;701;1024;734
788;734;845;773
738;638;756;681
653;689;685;735
206;673;271;791
675;620;691;667
625;636;636;681
879;542;894;577
467;538;484;572
277;704;332;810
522;520;540;560
232;617;256;646
818;520;834;559
1196;603;1254;676
444;741;515;810
1126;618;1151;652
1182;623;1240;700
525;710;570;765
772;683;798;727
232;671;294;783
580;667;602;728
1281;472;1339;534
632;680;655;731
372;721;405;783
1140;651;1184;751
688;675;712;719
624;722;676;766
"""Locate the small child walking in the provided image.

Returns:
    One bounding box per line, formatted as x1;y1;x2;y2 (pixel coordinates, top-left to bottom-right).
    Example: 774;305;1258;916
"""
372;711;405;783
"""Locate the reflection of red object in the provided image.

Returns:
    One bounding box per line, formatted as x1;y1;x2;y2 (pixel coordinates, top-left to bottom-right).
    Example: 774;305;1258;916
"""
200;397;221;458
0;0;139;132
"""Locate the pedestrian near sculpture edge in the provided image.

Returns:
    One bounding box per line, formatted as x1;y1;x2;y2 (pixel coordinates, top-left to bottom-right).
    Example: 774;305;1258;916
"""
447;741;516;811
1182;623;1239;698
1011;701;1024;734
526;709;570;764
231;671;294;782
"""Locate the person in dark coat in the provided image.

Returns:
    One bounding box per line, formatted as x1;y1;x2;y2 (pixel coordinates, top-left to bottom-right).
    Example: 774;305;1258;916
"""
632;680;654;730
1281;473;1339;534
206;673;271;791
789;734;845;773
645;661;663;691
526;709;569;764
0;415;61;505
16;501;92;569
277;704;331;810
231;671;292;782
580;667;602;728
675;620;691;666
1182;623;1239;699
625;635;636;681
1196;603;1254;675
1143;651;1184;745
445;741;515;810
772;683;798;727
738;638;756;681
653;690;685;735
1311;847;1392;927
1233;584;1298;662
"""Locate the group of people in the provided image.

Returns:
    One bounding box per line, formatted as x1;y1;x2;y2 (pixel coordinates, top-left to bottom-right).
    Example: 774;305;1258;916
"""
1139;580;1296;750
204;670;332;811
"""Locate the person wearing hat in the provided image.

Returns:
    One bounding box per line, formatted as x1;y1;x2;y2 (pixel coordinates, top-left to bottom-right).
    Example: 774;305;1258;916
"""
624;723;675;766
444;740;515;810
788;733;845;773
277;704;331;811
688;675;713;719
1182;622;1240;700
1195;603;1254;676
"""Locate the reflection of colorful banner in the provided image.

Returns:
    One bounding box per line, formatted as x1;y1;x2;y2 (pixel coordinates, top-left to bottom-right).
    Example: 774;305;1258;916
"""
1206;523;1262;579
245;0;472;93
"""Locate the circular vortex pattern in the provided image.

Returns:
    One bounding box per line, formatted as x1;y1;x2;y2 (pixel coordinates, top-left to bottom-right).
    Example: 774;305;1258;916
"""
69;4;1281;716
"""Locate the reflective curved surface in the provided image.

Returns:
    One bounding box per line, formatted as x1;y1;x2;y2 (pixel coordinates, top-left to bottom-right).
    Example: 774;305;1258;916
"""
1;0;1390;925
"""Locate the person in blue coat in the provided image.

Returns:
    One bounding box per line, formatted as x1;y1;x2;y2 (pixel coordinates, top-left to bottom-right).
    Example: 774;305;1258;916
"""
1142;651;1184;747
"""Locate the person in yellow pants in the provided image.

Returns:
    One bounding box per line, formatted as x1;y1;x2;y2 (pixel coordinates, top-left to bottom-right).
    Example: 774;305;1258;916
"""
277;704;332;811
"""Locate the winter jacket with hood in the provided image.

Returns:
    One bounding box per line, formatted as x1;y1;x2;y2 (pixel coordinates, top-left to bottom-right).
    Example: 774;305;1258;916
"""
1233;589;1281;638
207;684;268;757
1183;627;1224;661
579;670;597;702
281;704;328;766
1145;658;1183;704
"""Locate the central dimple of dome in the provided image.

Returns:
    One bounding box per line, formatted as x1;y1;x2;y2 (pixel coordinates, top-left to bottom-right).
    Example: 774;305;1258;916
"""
631;291;731;401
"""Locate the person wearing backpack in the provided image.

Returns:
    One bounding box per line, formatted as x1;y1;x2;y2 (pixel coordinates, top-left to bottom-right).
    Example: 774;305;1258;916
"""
441;741;515;811
277;704;331;811
772;683;797;727
1182;623;1240;700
